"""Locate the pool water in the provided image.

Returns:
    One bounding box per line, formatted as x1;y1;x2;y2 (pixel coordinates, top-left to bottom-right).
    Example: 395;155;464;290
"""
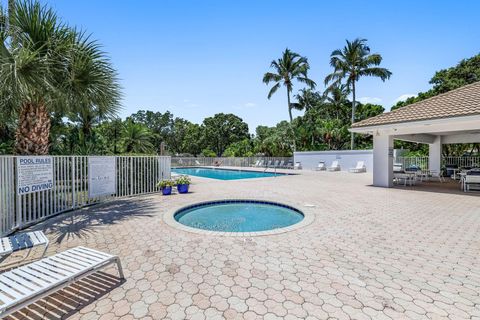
172;167;284;180
174;200;304;232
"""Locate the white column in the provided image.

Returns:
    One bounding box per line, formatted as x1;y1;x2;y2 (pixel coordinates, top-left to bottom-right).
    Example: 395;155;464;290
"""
373;134;393;187
429;136;442;173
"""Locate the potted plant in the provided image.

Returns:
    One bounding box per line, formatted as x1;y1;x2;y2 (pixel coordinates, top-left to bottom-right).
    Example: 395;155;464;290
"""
175;175;191;194
157;179;175;195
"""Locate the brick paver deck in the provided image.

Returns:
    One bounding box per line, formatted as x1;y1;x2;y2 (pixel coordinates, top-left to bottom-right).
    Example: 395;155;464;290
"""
6;170;480;319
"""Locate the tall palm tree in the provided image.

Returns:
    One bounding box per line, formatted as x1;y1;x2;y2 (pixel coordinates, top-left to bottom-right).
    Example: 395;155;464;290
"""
263;48;316;151
325;38;391;149
0;1;121;155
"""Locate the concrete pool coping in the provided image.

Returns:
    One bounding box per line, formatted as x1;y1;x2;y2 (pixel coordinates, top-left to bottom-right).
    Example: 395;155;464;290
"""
163;198;315;237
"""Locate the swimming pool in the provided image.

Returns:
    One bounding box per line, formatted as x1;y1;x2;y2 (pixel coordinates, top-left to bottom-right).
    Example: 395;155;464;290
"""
172;167;285;180
174;200;304;232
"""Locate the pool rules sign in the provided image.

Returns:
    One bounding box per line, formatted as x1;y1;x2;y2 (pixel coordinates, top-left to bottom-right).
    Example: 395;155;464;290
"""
88;157;116;198
17;156;54;195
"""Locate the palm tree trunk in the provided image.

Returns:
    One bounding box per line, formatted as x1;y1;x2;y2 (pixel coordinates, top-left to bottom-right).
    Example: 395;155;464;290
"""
287;90;296;152
351;81;356;150
15;102;51;155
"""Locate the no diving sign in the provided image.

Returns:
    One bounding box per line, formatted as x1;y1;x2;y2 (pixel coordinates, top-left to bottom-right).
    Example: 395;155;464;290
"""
16;156;54;195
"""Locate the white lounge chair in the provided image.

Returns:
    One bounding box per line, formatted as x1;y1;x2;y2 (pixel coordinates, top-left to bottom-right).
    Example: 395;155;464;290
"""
273;160;280;168
266;160;273;167
278;160;285;168
0;246;124;317
0;231;49;265
349;161;366;173
294;162;302;170
315;162;326;171
195;160;201;166
251;160;260;167
327;161;340;171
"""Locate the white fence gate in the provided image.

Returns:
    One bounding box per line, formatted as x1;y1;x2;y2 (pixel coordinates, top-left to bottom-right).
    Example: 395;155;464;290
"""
0;155;171;236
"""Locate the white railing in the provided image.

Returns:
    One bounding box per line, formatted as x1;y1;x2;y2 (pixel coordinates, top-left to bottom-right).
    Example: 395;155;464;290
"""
396;157;429;170
396;156;480;171
0;155;170;236
172;157;293;168
443;156;480;168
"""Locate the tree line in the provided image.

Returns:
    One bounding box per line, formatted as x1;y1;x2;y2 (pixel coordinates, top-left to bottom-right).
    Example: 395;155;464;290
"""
0;1;478;157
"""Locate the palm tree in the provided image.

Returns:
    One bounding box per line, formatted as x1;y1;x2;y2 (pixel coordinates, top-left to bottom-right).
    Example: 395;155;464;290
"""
292;88;322;112
263;48;316;151
323;83;350;120
122;121;155;154
325;38;391;149
0;1;121;155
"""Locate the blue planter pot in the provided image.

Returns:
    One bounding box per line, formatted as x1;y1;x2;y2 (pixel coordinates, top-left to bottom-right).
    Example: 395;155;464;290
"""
177;184;189;194
161;186;172;195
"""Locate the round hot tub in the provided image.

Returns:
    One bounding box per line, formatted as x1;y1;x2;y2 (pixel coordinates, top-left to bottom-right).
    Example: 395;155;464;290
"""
173;200;304;233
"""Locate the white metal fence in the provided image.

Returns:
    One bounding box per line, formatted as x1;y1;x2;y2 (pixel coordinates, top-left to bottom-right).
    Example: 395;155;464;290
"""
0;155;171;236
443;156;480;168
396;156;480;170
172;157;293;168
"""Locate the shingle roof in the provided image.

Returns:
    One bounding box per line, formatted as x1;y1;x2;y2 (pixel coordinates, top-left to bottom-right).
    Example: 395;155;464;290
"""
351;81;480;128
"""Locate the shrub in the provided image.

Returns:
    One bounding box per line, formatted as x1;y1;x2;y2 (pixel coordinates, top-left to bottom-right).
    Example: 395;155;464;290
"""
157;179;175;189
175;175;191;185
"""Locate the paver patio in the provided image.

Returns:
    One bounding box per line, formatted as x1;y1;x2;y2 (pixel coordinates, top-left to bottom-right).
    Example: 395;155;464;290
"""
5;170;480;319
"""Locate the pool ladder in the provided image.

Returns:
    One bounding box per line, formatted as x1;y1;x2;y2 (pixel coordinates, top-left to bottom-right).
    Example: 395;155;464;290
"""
263;165;278;176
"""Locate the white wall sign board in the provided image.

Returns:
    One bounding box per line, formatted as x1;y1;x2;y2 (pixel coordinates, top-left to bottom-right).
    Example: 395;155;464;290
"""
88;157;116;198
17;156;54;195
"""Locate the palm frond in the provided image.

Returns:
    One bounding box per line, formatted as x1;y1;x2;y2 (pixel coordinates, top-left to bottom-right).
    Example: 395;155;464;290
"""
267;82;281;99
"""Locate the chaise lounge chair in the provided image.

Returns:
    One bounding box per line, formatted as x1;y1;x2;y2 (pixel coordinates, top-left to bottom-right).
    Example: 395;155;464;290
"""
0;246;124;317
315;161;326;171
0;231;49;265
195;159;202;166
294;162;302;170
327;161;341;171
349;161;366;173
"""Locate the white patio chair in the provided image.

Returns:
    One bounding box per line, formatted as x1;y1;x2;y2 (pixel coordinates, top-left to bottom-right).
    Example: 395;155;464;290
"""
465;175;480;192
394;173;415;186
327;161;341;172
195;160;201;166
429;170;444;183
315;162;326;171
293;162;302;170
278;160;285;168
273;160;280;168
0;246;124;317
0;231;49;265
349;161;366;173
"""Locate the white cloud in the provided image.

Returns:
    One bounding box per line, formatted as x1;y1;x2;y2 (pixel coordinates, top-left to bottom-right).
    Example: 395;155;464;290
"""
358;97;382;104
392;94;416;104
244;102;256;108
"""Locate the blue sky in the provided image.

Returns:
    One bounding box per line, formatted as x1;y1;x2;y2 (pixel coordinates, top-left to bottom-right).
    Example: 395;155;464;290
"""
11;0;479;132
